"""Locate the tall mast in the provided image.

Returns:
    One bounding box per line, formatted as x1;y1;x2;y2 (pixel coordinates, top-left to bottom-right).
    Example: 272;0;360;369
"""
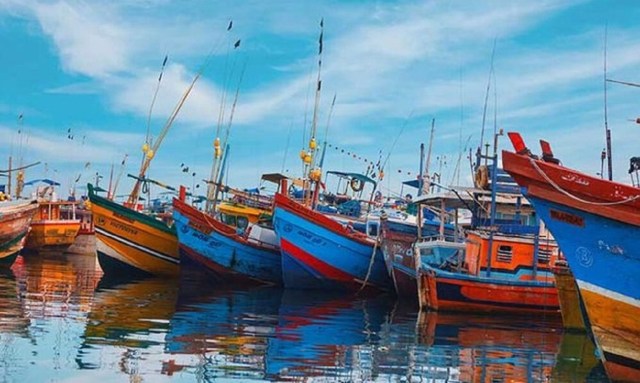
603;25;613;181
422;118;435;196
128;50;213;206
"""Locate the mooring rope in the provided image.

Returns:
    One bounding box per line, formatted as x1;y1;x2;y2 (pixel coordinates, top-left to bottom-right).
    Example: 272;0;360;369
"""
529;157;640;206
357;229;381;294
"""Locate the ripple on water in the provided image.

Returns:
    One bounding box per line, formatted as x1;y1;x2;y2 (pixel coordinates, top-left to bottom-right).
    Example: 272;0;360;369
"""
0;252;610;382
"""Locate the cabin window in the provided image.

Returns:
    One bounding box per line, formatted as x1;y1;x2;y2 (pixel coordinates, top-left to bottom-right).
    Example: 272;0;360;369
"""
222;213;237;227
496;245;513;263
237;216;248;230
538;248;552;264
367;223;379;237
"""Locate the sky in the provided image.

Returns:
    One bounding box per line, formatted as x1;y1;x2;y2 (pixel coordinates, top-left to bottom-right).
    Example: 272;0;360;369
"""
1;0;640;200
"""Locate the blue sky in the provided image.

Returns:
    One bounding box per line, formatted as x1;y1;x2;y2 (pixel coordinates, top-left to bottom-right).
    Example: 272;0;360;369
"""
1;0;640;199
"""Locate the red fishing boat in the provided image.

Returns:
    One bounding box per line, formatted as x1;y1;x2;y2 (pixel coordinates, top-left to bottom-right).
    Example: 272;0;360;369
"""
503;132;640;382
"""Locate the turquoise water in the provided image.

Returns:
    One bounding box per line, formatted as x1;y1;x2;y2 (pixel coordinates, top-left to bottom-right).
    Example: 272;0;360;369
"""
0;253;608;382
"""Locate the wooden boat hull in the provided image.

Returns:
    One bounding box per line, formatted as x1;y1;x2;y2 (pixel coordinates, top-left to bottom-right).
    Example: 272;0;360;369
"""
65;233;96;255
380;220;419;303
418;265;560;314
0;201;38;266
503;148;640;382
273;193;392;292
89;186;179;277
25;220;81;250
173;198;282;284
553;265;588;330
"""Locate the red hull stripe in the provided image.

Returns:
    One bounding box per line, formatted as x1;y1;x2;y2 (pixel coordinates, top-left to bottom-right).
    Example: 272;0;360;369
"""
274;193;372;247
280;238;356;285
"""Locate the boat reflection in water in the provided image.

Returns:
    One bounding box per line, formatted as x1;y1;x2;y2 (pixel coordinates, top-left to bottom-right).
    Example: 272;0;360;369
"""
78;274;179;378
0;267;29;337
0;254;609;382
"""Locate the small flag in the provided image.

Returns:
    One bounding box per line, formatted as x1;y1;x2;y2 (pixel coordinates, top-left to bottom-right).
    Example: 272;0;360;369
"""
162;55;168;67
227;20;233;31
234;39;241;49
318;31;323;55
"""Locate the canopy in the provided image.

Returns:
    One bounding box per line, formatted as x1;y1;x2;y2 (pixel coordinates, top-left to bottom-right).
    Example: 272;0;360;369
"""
325;171;376;187
261;173;289;184
24;179;60;186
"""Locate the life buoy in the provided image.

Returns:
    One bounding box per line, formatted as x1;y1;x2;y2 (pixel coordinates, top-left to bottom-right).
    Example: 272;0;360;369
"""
350;177;364;192
474;165;489;189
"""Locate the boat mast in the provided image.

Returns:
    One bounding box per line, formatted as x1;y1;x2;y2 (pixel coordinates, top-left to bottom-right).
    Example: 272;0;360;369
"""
603;25;613;181
423;118;435;196
129;48;216;206
303;18;324;207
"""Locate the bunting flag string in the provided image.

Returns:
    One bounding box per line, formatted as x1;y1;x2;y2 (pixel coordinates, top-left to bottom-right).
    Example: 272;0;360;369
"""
326;143;421;179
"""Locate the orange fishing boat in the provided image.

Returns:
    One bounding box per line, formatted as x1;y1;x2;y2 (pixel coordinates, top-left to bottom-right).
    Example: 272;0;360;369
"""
23;179;81;251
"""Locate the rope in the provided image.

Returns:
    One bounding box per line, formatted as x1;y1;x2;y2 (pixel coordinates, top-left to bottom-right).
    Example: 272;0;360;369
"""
529;157;640;206
357;230;381;294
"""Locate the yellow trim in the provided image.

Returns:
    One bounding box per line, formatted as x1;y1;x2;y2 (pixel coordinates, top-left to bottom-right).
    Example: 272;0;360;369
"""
92;202;179;276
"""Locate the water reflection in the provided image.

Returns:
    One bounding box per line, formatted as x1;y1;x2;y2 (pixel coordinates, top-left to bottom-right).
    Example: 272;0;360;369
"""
0;253;610;382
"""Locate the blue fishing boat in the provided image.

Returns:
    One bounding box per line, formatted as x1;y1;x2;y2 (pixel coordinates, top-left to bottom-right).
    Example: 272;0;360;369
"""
173;196;282;285
503;132;640;382
273;179;393;291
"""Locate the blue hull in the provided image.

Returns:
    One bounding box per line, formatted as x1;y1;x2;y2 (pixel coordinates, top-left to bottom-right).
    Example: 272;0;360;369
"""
273;206;392;291
528;197;639;302
173;209;282;285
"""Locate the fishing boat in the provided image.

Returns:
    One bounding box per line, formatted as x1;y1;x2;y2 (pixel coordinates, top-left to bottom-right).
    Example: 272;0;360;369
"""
412;188;560;314
0;199;38;266
23;179;81;251
89;183;179;277
88;49;213;278
273;173;393;292
552;258;589;331
173;188;282;285
379;205;457;303
411;130;560;314
502;132;640;382
65;204;96;255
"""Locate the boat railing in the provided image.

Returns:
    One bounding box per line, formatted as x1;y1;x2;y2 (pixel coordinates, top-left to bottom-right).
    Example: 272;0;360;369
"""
414;234;461;245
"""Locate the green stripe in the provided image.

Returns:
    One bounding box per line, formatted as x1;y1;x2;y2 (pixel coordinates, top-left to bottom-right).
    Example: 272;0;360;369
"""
0;230;27;251
87;183;176;236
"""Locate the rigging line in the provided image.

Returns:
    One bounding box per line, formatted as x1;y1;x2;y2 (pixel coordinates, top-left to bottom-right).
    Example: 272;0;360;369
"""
381;109;415;170
302;61;315;152
281;121;294;173
457;67;464;185
145;54;169;145
606;78;640;88
216;25;235;139
322;93;337;145
479;38;496;155
129;33;222;205
210;59;247;211
493;63;498;136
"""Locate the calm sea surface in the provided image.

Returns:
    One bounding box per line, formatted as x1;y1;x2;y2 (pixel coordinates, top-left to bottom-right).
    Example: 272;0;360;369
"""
0;252;608;382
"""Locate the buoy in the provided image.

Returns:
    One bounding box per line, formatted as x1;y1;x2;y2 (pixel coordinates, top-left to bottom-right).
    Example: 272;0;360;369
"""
309;137;317;150
309;168;321;181
142;143;149;153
